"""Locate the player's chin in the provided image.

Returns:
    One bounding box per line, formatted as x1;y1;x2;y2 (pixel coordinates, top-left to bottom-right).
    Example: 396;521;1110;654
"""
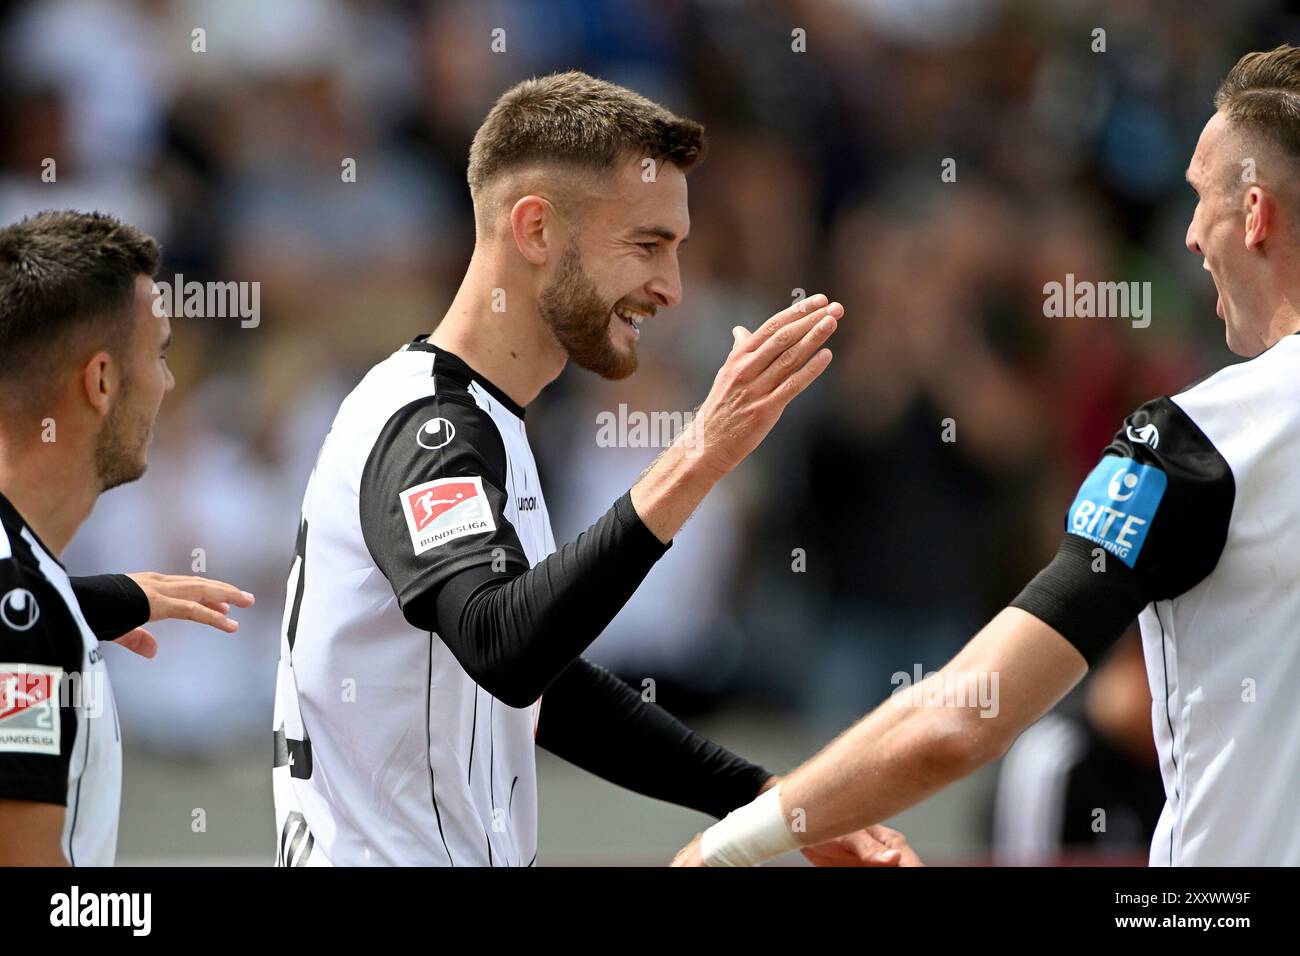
128;428;155;479
99;459;148;493
595;334;639;381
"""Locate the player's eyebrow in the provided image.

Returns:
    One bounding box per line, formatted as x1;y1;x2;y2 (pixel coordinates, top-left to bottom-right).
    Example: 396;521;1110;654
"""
1185;169;1198;191
631;225;689;244
162;330;173;351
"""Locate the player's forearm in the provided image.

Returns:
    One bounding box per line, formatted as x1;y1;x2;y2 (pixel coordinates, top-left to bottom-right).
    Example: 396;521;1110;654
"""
695;697;985;868
780;609;1093;845
535;657;774;818
700;608;1090;865
629;431;724;544
777;687;997;845
424;491;671;706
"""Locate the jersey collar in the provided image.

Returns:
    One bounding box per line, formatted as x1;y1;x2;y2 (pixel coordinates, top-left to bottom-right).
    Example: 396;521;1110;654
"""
0;490;67;570
407;335;527;420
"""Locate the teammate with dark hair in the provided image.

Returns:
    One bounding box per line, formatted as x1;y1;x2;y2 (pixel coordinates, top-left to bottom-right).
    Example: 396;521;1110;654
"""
0;211;254;866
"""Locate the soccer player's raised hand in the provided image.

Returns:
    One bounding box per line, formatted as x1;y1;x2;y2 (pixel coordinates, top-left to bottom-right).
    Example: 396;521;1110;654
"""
689;293;840;480
116;573;255;659
630;294;840;544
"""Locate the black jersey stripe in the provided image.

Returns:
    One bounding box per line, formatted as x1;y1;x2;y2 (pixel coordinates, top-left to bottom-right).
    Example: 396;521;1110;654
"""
467;684;477;785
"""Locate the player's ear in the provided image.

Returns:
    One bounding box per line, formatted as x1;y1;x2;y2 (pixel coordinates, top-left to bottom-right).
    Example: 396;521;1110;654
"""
1243;185;1272;251
509;195;558;266
80;351;115;419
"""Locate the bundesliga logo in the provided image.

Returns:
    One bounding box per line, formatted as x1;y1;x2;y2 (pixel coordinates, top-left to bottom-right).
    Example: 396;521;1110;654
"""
0;664;61;755
399;476;496;555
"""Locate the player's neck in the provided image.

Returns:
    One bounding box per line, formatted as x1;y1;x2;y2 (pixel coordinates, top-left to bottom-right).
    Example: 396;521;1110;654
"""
1264;294;1300;347
428;255;567;410
0;439;98;557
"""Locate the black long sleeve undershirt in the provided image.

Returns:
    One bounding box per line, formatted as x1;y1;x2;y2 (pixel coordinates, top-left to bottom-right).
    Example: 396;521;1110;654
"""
535;657;774;819
69;574;150;642
402;491;774;816
404;491;671;708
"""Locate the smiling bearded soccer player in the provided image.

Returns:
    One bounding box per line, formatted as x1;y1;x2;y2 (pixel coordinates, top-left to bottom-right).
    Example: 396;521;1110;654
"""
269;71;916;867
0;211;254;866
679;45;1300;869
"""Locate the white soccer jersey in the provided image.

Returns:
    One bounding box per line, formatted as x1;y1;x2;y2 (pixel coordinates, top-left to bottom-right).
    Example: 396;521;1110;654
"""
1055;333;1300;865
1139;335;1300;866
0;494;121;866
272;337;556;866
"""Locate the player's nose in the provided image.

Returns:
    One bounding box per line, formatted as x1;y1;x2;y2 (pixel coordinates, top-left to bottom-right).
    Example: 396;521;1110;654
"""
1185;218;1202;256
647;258;683;309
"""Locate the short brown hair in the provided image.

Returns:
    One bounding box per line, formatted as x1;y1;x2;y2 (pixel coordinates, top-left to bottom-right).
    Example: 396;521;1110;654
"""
467;71;706;220
1214;45;1300;169
0;210;159;414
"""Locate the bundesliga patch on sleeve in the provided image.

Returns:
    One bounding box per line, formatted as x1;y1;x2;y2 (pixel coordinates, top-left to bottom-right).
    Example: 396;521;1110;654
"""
399;475;496;556
0;663;62;755
1066;458;1167;567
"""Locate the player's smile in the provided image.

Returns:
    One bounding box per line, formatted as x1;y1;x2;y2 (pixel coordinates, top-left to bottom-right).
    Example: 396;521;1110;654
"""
612;302;653;339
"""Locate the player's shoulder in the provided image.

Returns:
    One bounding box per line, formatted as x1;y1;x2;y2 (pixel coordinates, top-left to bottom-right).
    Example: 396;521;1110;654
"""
338;338;515;443
353;342;524;498
1104;335;1300;465
1171;333;1300;423
0;502;75;649
1105;392;1223;469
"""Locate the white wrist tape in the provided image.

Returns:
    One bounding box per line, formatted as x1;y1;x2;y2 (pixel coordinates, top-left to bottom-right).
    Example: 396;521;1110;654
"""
700;785;800;867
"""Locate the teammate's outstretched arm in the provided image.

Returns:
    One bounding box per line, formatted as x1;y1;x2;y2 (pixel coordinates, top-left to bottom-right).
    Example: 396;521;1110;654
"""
672;609;1086;866
70;573;255;659
674;394;1232;866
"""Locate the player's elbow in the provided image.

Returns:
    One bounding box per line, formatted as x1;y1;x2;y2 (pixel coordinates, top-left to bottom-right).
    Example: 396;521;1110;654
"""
479;672;545;709
464;630;559;707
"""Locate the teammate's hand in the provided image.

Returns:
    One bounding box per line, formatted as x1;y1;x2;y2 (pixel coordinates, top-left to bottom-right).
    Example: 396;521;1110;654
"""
800;824;924;867
687;293;841;479
670;833;706;867
115;573;256;658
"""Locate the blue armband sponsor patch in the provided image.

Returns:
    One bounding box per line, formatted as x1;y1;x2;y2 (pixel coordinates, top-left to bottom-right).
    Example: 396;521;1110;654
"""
1066;458;1167;568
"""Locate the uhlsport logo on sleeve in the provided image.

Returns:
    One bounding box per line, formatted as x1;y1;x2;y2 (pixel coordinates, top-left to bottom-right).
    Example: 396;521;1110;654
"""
399;475;496;555
1067;457;1167;567
0;663;61;754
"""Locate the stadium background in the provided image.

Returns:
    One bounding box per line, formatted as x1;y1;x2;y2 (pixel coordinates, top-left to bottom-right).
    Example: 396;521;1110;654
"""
0;0;1286;864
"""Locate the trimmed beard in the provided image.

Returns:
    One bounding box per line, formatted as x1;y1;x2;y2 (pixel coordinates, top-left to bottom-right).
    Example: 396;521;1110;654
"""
94;381;149;492
538;240;638;380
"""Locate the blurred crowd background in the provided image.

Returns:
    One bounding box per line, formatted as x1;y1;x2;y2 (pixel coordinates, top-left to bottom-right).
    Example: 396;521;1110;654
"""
1;0;1290;864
